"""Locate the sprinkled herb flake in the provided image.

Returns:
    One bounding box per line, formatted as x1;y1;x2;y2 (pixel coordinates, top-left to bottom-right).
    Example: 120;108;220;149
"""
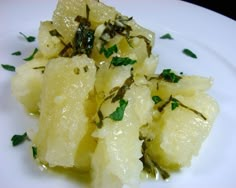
19;32;35;42
160;33;174;40
182;48;197;59
11;132;28;146
171;98;179;110
11;51;21;56
110;56;137;66
152;96;162;104
1;64;15;72
32;146;37;159
100;44;118;58
23;48;38;61
109;99;128;121
159;69;182;83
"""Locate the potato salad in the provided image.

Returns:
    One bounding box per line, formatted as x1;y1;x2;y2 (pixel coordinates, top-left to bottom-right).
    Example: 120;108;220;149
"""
11;0;219;187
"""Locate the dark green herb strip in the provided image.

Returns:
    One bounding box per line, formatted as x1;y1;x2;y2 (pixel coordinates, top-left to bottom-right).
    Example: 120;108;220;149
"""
131;35;152;57
1;64;15;72
173;97;207;120
152;96;162;104
171;98;179;110
110;56;137;66
73;5;95;57
182;48;197;59
141;139;170;180
32;146;37;159
109;99;128;121
11;132;28;146
112;74;134;103
160;33;173;40
159;69;182;83
100;44;118;58
158;96;207;120
49;29;62;37
11;51;21;56
19;32;35;42
23;48;38;61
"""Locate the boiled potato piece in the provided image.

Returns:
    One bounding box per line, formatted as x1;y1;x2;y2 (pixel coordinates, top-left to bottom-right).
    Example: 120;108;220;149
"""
34;55;96;168
92;85;153;188
146;92;219;170
11;57;48;114
52;0;117;43
38;21;64;58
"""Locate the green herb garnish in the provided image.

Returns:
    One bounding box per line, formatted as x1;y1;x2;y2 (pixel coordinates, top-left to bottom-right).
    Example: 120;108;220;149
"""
1;64;15;72
109;99;128;121
74;5;95;57
19;32;35;42
182;48;197;59
152;96;162;104
111;56;137;66
49;29;62;37
32;146;37;159
100;44;118;58
159;69;182;83
11;132;28;146
11;51;21;56
23;48;38;61
171;98;179;110
160;33;174;40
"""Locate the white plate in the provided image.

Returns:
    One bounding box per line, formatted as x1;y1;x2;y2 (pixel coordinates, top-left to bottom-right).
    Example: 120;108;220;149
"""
1;0;236;187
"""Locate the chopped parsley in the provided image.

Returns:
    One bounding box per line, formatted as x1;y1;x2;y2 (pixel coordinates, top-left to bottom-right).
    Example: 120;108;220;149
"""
49;29;62;37
152;96;162;104
109;99;128;121
11;132;28;146
32;146;37;159
182;48;197;59
160;33;174;40
100;44;118;58
19;32;35;42
74;5;95;57
171;98;179;110
159;69;182;83
11;51;21;56
23;48;38;61
110;56;137;66
1;64;15;72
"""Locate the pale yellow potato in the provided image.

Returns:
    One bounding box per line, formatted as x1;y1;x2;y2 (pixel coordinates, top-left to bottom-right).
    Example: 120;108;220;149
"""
34;55;96;168
92;85;153;187
52;0;117;43
146;92;219;170
38;21;64;58
11;57;48;114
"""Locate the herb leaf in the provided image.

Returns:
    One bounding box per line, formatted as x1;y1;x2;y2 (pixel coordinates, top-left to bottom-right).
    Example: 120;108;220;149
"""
111;56;137;66
11;51;21;56
1;64;15;72
171;98;179;110
182;48;197;59
152;96;162;104
100;44;118;58
32;146;37;159
160;33;173;40
23;48;38;61
19;32;35;42
11;132;28;146
159;69;182;83
109;99;128;121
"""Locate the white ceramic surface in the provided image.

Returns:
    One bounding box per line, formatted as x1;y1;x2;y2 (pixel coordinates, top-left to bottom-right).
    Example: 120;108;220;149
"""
1;0;236;187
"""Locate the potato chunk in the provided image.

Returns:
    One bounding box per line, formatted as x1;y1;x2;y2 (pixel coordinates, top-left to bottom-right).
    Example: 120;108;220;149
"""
11;57;48;114
34;55;96;168
146;92;219;170
91;85;153;188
